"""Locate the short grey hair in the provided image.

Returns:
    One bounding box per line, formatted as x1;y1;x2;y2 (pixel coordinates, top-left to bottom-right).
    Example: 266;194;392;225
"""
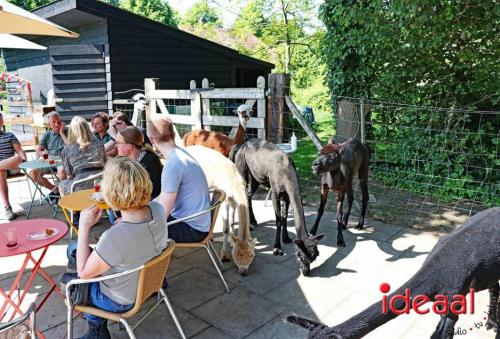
47;111;61;121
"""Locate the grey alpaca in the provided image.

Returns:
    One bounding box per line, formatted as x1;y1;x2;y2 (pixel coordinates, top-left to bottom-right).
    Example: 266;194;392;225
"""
287;207;500;339
232;139;324;275
311;137;370;247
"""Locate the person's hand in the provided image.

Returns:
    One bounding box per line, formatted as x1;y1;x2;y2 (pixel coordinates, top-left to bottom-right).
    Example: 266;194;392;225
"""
60;122;66;132
108;123;118;139
79;205;102;231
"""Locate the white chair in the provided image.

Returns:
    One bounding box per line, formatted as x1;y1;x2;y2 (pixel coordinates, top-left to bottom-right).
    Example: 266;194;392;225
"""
0;302;36;338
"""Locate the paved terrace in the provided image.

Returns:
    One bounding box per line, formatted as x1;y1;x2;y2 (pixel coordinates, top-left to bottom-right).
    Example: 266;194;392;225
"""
0;178;494;338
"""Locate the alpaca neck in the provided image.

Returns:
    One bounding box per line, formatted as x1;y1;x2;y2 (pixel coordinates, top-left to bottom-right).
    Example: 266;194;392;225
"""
232;177;251;241
231;124;246;146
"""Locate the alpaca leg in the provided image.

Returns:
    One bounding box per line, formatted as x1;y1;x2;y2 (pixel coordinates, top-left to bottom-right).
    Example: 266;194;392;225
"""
356;169;369;230
310;185;328;236
342;184;354;228
220;202;231;262
272;193;284;256
281;196;292;244
486;282;499;331
431;313;458;339
247;178;259;227
336;191;346;247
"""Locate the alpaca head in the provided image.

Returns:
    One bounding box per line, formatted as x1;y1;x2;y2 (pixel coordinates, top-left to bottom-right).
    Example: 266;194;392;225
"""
312;143;342;175
234;104;251;129
133;93;147;111
294;234;324;275
229;234;257;275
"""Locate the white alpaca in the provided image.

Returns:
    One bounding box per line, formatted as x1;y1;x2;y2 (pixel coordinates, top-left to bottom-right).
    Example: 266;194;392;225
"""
186;145;256;275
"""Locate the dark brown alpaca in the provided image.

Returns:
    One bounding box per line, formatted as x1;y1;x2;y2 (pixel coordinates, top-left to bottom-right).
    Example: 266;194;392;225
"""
310;137;370;247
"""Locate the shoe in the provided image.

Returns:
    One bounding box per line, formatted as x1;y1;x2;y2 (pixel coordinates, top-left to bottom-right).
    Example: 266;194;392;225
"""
78;320;111;339
1;206;16;220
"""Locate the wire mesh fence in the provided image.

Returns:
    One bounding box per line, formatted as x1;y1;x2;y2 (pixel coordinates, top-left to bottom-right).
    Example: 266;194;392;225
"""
283;97;499;230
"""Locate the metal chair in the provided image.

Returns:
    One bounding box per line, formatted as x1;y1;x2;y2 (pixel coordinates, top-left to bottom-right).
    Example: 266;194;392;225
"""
170;189;230;293
65;241;185;339
0;302;36;338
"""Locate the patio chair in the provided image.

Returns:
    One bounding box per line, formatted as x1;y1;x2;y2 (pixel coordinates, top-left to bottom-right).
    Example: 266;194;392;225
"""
0;302;36;339
170;189;230;293
65;241;185;339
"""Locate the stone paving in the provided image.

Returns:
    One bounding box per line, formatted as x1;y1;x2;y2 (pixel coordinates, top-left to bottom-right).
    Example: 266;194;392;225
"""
0;178;495;338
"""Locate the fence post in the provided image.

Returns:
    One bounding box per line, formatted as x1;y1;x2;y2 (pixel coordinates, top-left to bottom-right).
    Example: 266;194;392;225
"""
191;81;202;130
360;98;365;144
267;73;290;143
144;78;158;123
201;78;211;131
256;76;266;139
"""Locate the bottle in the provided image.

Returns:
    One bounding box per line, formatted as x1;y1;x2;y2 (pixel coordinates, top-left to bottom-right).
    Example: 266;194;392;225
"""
290;132;297;151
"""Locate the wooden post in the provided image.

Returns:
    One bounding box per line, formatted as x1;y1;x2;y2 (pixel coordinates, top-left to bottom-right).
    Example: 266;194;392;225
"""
360;98;365;144
144;78;158;122
286;96;323;151
191;89;202;131
256;76;266;139
201;78;211;131
336;99;359;143
267;73;290;143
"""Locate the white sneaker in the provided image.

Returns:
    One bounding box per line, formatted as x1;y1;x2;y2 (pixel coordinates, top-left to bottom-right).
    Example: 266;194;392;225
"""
1;206;16;220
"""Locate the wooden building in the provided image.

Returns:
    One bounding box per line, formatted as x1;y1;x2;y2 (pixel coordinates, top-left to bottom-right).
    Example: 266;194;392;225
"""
2;0;274;120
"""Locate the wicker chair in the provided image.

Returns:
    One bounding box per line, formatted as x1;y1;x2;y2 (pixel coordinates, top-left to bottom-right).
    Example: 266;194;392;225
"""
65;241;185;339
169;189;230;293
0;302;36;338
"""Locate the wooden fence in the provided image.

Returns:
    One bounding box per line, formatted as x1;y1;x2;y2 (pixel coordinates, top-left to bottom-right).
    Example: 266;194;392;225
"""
143;77;266;139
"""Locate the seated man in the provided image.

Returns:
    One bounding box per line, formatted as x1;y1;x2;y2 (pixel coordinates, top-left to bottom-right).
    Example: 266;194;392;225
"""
0;113;27;220
28;111;68;195
147;116;211;243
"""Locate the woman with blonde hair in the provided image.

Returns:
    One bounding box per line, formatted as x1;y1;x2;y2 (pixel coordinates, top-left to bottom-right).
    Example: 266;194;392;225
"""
65;157;169;338
116;126;162;199
59;116;106;196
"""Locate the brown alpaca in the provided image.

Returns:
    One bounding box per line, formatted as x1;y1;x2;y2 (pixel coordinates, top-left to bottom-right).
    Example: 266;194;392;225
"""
183;104;251;157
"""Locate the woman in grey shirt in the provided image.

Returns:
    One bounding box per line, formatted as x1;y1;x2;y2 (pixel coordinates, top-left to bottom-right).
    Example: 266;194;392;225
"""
69;157;169;338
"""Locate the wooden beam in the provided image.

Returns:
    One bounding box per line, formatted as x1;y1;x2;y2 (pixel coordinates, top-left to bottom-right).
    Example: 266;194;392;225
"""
285;96;323;151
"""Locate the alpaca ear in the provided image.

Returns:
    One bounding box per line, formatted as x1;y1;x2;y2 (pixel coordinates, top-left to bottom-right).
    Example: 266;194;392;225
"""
251;238;258;245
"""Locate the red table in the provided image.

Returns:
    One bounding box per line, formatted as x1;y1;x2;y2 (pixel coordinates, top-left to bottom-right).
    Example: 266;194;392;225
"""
0;219;67;337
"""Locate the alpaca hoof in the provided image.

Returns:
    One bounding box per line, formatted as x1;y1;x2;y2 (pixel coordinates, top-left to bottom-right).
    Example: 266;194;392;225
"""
337;239;345;247
355;224;364;230
221;256;231;263
342;223;347;230
273;248;284;256
301;264;311;276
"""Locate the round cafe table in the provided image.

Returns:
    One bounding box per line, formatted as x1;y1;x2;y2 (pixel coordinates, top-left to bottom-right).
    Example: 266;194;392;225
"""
58;189;113;239
0;219;67;338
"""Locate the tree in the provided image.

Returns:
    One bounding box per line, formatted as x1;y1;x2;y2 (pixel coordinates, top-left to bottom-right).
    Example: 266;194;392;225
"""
7;0;51;11
182;0;222;27
119;0;179;27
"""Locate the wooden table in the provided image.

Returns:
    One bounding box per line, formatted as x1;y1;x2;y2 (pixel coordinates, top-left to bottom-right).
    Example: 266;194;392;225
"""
58;189;113;239
0;219;67;338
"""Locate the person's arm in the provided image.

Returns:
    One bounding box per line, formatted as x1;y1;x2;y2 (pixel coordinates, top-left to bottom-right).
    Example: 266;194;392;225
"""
155;191;177;217
104;124;118;152
12;143;27;162
77;205;110;279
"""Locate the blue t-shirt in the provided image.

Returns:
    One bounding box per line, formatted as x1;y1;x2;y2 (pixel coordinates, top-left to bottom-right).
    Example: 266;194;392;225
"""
39;129;65;156
161;147;210;232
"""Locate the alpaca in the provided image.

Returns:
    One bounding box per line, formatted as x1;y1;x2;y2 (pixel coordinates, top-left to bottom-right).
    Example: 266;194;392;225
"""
186;145;256;275
288;207;500;338
232;139;324;275
183;104;251;157
311;137;370;247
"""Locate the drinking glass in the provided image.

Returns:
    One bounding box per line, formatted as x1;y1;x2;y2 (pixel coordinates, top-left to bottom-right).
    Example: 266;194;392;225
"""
4;228;18;248
94;179;101;193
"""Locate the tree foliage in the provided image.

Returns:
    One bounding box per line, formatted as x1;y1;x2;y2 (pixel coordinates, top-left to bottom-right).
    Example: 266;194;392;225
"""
6;0;51;11
182;0;222;27
110;0;179;27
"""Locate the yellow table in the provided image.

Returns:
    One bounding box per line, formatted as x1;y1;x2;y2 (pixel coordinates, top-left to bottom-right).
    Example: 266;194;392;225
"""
58;189;113;239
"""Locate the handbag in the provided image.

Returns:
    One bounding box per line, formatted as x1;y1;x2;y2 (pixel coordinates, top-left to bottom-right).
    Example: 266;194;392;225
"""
58;272;89;305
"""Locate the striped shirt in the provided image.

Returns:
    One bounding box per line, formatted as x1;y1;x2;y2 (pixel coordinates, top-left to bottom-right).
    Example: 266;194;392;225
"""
0;131;20;161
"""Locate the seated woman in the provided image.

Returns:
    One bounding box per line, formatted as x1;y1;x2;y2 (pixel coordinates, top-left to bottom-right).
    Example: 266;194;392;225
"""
147;116;211;243
59;116;106;196
115;126;163;199
104;112;152;155
67;157;169;338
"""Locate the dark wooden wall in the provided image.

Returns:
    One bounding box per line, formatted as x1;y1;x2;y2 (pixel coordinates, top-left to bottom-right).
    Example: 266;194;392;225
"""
107;18;270;94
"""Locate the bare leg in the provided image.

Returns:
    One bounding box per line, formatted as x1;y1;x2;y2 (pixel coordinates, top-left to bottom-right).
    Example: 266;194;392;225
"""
0;170;9;208
29;168;57;191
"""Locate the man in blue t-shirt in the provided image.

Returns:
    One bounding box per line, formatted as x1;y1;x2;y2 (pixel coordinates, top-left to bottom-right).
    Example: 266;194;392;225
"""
29;111;68;194
0;113;27;220
147;116;211;242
